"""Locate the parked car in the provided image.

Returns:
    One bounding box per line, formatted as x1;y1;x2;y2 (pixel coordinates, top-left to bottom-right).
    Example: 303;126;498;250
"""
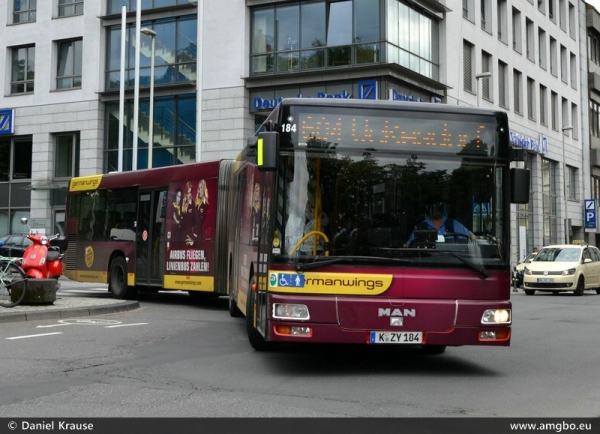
0;234;32;258
512;252;538;288
522;244;600;296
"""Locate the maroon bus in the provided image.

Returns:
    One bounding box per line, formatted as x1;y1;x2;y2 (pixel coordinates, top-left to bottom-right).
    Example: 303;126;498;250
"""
65;98;530;353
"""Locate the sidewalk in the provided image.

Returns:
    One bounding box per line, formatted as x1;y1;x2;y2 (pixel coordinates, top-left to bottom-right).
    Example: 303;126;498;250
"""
0;296;139;324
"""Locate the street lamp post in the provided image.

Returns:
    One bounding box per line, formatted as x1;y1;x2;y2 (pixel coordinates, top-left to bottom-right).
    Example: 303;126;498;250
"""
562;125;574;244
475;72;492;107
141;28;156;169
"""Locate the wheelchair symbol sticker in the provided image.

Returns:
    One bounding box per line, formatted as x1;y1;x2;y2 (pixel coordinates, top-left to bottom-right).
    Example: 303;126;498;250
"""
269;273;305;288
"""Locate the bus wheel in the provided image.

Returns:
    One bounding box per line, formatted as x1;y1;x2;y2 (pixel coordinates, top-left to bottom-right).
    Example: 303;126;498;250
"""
421;345;446;355
109;257;132;299
246;279;271;351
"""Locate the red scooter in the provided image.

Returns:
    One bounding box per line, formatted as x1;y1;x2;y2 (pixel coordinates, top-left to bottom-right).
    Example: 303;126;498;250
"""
20;218;64;279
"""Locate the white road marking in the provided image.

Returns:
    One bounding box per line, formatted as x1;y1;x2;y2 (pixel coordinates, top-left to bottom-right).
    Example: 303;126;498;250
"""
37;323;72;328
6;332;64;340
105;323;148;328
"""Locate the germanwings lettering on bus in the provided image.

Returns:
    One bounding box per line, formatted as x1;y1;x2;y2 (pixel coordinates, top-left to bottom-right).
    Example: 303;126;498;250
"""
269;271;393;295
69;175;103;192
306;277;384;291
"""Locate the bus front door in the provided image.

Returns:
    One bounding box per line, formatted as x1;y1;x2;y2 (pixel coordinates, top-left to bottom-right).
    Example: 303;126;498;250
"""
136;190;166;287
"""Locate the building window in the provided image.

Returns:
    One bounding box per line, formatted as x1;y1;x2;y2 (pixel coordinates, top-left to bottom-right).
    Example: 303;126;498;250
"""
549;0;555;21
559;0;566;31
106;15;197;91
540;85;547;126
527;77;536;121
551;91;558;131
55;134;80;178
497;0;507;43
499;60;508;108
571;102;578;140
538;0;546;14
11;45;35;94
463;0;473;21
569;52;576;89
550;37;557;76
0;138;32;235
591;100;600;139
57;39;83;89
566;166;577;201
514;69;522;115
560;45;567;84
526;19;534;62
463;40;474;93
104;94;196;172
539;28;547;69
250;0;393;76
12;0;36;24
107;0;193;14
541;158;558;246
512;7;522;53
569;3;576;40
482;51;492;101
58;0;84;17
481;0;491;32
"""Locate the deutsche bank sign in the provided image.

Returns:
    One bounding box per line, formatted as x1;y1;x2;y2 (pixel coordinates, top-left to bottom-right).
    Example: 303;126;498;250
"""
0;109;15;135
585;199;597;232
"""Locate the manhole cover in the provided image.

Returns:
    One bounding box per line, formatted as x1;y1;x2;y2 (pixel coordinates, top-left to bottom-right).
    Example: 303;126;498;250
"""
59;319;122;325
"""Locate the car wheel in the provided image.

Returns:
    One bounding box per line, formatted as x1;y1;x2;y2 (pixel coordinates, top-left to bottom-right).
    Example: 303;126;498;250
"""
574;277;584;296
524;290;535;296
596;287;600;295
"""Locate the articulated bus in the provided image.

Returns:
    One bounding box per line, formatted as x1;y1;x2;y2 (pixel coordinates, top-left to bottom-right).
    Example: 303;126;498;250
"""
65;98;529;353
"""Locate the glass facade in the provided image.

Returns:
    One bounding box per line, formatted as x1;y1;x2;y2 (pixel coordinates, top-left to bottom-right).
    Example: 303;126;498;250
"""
104;95;196;172
249;0;439;80
104;11;197;173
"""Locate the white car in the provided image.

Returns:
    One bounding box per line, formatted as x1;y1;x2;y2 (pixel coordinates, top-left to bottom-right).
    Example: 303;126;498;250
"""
522;244;600;296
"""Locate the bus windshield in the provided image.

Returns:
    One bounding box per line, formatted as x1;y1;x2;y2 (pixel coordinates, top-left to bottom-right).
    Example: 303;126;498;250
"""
274;147;506;268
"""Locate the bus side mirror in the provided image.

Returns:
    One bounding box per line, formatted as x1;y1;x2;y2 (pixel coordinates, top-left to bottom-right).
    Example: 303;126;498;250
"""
510;168;530;204
255;131;279;171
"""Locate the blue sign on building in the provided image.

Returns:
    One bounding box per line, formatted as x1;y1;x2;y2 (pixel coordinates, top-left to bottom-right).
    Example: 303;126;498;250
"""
585;199;597;232
0;109;15;135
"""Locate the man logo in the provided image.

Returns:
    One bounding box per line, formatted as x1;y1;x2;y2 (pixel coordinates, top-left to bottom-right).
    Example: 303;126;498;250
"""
378;308;416;317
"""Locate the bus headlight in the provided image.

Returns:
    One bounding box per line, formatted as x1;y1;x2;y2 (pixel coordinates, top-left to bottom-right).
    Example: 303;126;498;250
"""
273;303;310;320
481;309;511;324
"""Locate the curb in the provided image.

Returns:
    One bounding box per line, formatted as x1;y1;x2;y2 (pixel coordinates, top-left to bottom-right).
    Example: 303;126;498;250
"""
0;301;140;324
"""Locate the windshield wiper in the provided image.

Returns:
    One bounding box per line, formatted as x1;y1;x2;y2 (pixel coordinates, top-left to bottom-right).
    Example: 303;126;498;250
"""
295;256;413;272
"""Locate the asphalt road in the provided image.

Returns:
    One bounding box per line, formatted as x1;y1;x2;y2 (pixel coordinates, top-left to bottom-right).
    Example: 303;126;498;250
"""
0;285;599;419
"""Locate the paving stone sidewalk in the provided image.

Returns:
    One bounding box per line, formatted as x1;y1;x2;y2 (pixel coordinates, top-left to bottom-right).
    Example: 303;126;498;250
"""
0;296;139;323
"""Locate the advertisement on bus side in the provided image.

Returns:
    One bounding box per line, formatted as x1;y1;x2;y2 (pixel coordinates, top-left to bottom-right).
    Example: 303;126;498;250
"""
164;178;217;289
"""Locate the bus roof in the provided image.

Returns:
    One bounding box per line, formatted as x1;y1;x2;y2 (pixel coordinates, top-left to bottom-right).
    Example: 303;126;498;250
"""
69;160;224;192
276;97;508;119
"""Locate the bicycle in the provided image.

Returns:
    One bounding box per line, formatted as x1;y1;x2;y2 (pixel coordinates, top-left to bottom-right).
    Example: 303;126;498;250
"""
0;256;28;308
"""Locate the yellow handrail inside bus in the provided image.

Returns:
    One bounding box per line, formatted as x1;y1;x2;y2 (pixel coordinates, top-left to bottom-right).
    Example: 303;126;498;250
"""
289;231;329;256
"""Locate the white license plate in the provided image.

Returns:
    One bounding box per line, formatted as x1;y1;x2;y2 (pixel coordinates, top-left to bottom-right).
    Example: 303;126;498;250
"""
537;278;554;283
369;331;423;344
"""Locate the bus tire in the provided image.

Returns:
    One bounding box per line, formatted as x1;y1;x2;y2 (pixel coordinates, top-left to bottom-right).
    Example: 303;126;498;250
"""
246;279;271;351
109;256;132;299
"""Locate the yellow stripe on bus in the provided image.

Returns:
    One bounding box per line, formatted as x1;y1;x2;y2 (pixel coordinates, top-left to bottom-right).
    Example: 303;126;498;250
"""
69;175;103;192
163;275;215;291
268;271;393;295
